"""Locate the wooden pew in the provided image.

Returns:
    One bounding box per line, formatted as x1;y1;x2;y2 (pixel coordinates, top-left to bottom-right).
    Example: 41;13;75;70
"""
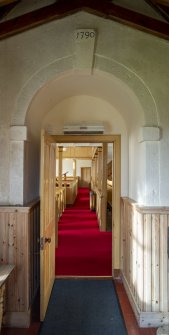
56;177;78;205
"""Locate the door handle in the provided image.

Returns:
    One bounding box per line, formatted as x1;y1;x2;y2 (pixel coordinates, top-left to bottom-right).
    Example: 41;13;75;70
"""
45;237;51;244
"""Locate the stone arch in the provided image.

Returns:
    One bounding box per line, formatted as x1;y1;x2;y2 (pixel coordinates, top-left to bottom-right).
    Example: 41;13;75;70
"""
10;56;160;206
11;56;158;128
95;54;159;126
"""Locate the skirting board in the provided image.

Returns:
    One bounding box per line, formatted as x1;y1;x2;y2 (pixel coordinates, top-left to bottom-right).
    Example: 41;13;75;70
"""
3;310;31;328
122;273;169;328
113;269;121;278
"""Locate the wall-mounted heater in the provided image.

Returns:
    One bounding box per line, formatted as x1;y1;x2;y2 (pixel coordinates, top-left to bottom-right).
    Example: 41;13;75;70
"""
63;124;104;134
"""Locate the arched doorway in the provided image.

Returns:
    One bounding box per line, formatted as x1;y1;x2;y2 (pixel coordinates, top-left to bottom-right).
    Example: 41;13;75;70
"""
10;70;150;321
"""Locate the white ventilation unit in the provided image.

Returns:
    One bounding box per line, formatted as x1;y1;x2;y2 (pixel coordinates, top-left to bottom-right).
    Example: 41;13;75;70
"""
63;124;104;135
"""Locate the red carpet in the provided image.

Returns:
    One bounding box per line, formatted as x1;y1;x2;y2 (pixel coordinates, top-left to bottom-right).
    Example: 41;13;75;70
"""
55;188;112;276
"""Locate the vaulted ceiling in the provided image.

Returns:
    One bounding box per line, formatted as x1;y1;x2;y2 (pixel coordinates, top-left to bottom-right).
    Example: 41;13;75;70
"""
0;0;169;40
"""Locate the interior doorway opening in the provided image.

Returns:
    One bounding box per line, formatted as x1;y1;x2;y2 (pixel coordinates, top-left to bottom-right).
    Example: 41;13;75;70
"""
55;141;113;278
40;132;121;320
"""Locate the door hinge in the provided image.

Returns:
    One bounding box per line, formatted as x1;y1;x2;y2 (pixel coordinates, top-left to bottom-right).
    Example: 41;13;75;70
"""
40;237;52;250
40;237;45;250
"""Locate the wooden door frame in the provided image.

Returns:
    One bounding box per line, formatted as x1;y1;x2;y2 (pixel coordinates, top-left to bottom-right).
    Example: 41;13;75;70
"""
49;134;121;277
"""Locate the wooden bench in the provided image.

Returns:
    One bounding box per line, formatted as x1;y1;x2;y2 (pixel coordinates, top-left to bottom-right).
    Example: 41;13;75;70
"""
0;265;14;331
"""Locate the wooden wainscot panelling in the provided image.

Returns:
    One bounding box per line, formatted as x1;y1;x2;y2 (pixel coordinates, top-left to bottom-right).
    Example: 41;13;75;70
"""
121;197;169;328
56;146;93;159
0;200;40;328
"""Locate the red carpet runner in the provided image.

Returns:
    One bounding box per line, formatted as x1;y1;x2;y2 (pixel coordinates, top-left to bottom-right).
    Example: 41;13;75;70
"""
55;188;112;276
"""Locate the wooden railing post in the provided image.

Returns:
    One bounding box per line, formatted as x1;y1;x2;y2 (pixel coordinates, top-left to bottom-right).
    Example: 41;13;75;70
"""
100;143;107;232
58;146;63;189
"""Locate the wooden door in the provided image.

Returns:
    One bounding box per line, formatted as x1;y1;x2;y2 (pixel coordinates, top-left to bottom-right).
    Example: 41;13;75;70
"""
80;167;91;187
40;130;56;320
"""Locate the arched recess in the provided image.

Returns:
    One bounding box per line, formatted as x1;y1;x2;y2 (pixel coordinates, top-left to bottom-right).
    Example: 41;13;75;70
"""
9;64;159;206
12;57;158;127
8;66;160;288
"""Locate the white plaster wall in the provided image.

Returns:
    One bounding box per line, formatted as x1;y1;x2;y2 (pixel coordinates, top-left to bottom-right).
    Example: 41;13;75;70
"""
0;11;169;205
42;95;129;197
76;160;92;177
56;158;91;177
56;159;73;177
25;71;144;139
129;126;146;204
25;73;144;202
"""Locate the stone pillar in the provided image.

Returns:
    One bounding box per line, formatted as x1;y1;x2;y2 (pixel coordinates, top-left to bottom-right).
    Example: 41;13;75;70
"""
139;126;160;205
9;126;27;205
